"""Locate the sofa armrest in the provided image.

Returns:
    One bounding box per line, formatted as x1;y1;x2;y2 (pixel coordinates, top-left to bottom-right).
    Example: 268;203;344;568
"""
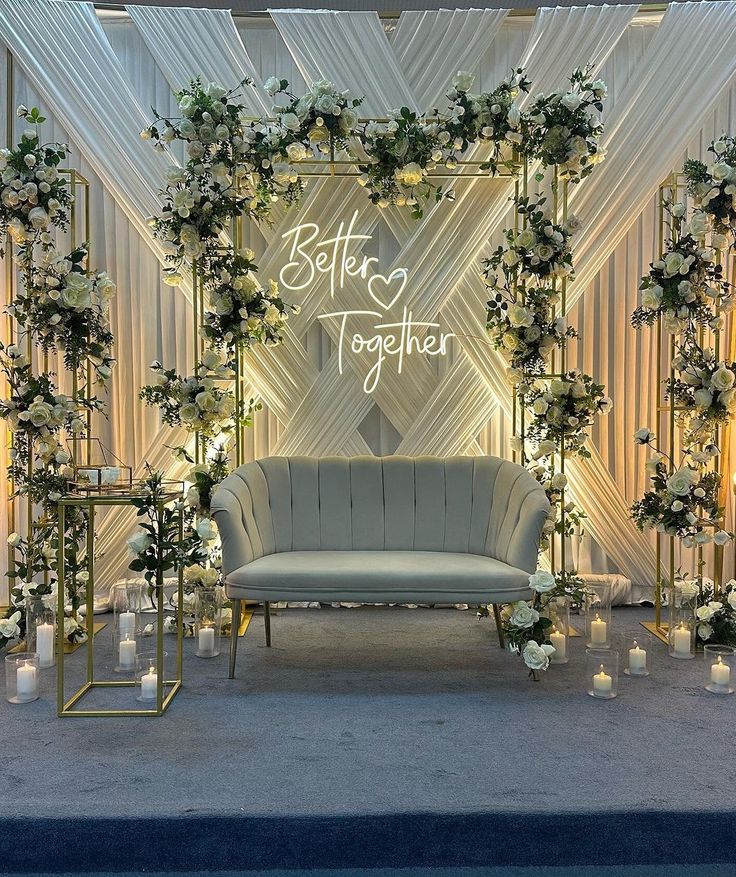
505;489;551;574
211;483;257;577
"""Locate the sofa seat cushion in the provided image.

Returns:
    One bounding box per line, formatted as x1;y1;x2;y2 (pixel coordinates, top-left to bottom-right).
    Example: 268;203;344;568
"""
225;550;532;605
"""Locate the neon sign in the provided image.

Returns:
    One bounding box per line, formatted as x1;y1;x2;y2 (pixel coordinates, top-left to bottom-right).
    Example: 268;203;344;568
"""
280;211;454;394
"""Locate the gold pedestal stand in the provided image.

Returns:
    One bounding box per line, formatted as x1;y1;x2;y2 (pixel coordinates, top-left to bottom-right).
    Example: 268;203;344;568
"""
57;487;184;717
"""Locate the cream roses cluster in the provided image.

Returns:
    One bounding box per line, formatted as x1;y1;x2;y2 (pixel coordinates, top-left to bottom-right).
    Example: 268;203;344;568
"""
485;284;575;374
0;344;90;441
522;66;607;182
9;244;116;384
202;248;295;351
630;430;729;547
669;340;736;444
485;196;578;285
521;370;611;459
140;355;237;445
0;106;71;256
358;69;531;217
496;569;590;674
632;202;732;332
267;77;362;156
685;135;736;242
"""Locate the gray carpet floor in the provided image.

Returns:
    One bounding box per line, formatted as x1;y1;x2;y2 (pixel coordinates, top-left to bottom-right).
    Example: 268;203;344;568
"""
3;604;734;821
4;869;736;877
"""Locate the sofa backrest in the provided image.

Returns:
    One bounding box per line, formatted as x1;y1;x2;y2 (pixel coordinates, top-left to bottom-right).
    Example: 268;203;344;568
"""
212;455;549;574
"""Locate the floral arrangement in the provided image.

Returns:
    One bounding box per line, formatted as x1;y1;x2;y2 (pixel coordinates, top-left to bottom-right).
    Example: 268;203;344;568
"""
9;244;115;383
0;106;71;256
0;343;98;443
184;448;229;518
485;284;574;374
668;339;736;444
358;69;528;218
202;248;295;351
684;135;736;243
127;468;206;591
497;568;591;676
484;196;577;284
140;355;238;446
266;76;362;157
143;79;257;282
631;202;732;332
630;429;730;549
521;370;611;459
523;67;607;182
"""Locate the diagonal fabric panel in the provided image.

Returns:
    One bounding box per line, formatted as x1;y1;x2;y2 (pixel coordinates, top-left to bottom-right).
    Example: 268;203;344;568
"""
126;5;271;114
390;8;509;111
567;0;736;311
0;0;182;289
269;8;416;115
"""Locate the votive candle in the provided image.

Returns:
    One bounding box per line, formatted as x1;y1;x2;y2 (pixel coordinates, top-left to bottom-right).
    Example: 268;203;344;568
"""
628;640;647;675
16;660;38;702
549;627;567;663
673;623;691;657
118;637;136;671
119;611;136;637
36;622;55;668
711;656;731;688
590;614;607;645
140;666;158;701
592;664;612;696
198;626;215;655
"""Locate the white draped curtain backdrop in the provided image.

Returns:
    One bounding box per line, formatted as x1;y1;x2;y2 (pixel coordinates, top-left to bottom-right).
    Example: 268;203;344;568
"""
1;1;736;601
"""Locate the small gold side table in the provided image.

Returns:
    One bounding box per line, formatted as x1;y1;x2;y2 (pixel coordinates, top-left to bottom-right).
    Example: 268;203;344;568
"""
56;485;184;717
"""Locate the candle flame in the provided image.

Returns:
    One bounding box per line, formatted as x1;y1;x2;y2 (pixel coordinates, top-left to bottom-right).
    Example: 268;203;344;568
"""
149;665;155;674
595;613;601;621
633;640;638;647
599;664;604;672
717;655;723;664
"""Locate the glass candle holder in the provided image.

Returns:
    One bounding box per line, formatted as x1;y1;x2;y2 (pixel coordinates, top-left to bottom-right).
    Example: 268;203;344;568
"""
585;580;612;649
586;648;619;699
194;587;223;659
25;594;56;669
111;581;144;670
624;639;649;677
704;645;735;695
5;652;40;704
544;595;570;665
668;584;696;660
135;650;167;703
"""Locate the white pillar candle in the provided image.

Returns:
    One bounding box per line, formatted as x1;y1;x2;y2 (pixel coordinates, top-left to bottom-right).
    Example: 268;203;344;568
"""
36;622;55;668
590;614;607;645
711;656;731;687
673;623;691;657
549;628;566;663
628;641;647;674
119;611;136;637
140;666;158;701
118;637;136;671
16;661;38;701
198;626;215;655
592;665;612;696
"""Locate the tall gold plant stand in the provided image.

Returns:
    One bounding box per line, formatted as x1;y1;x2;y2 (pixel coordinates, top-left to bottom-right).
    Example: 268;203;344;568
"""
56;486;184;717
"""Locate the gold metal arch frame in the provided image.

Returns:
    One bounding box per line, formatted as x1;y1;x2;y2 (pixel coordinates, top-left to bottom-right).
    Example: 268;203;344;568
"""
641;172;728;644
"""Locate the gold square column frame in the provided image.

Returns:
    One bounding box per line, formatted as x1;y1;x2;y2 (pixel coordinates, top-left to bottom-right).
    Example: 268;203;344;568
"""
56;486;185;717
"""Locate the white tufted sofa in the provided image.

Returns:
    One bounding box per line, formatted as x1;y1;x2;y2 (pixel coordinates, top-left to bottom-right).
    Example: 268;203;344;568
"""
211;455;550;677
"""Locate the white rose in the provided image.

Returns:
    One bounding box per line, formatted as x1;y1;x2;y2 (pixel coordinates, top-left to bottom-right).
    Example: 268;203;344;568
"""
395;162;424;187
515;228;537;250
689;211;710;238
560;92;581;112
711;366;735;392
664;252;685;276
666;467;699;496
0;610;22;640
506;104;521;129
634;427;654;444
522;640;555;672
529;569;556;593
196;518;218;542
693;388;713;409
452;71;475;93
641;286;663;310
507;304;533;328
509;601;540;629
127;530;153;555
28;206;50;229
7;532;21;547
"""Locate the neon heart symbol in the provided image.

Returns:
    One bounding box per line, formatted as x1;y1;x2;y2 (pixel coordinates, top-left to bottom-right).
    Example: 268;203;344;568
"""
367;268;407;311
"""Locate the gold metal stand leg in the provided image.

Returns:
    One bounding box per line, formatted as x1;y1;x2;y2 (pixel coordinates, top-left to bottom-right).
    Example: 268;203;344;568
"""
492;604;505;649
229;598;241;680
264;601;272;647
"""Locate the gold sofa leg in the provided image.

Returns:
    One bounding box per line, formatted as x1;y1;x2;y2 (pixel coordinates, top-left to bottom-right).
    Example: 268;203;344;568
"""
264;601;272;647
492;604;505;649
229;598;241;679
